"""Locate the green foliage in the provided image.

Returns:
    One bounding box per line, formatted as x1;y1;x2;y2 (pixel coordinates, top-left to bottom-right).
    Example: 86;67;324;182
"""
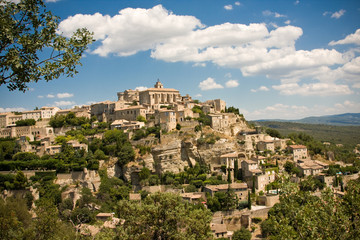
194;124;202;132
136;115;147;123
0;138;20;160
283;161;299;175
185;184;197;193
49;112;91;128
136;144;151;156
225;106;240;115
0;197;32;239
176;123;181;130
299;175;325;192
15;119;36;126
116;192;212;239
103;129;135;166
265;128;282;139
12;151;39;161
233;227;252;240
260;177;360;239
0;0;93;91
248;190;251;210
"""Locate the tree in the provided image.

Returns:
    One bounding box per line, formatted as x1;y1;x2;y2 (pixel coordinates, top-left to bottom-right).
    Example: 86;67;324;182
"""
233;227;252;240
260;176;360;239
247;190;251;210
116;192;212;239
0;0;93;91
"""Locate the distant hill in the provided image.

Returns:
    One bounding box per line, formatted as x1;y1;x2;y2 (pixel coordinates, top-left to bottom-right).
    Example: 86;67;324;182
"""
256;113;360;126
252;121;360;146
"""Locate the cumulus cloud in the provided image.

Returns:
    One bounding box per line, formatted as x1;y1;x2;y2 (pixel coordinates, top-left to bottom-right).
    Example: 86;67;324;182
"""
38;95;44;99
224;5;233;10
59;5;203;57
199;77;223;90
331;9;346;19
47;94;55;98
0;107;27;113
235;2;241;6
58;5;359;96
285;20;291;25
135;86;148;91
272;82;353;96
329;29;360;46
225;80;239;88
195;94;202;97
251;86;269;92
57;93;74;98
294;0;300;5
54;101;76;107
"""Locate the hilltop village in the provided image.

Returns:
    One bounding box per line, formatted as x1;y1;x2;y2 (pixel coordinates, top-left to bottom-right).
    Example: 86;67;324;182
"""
1;80;359;239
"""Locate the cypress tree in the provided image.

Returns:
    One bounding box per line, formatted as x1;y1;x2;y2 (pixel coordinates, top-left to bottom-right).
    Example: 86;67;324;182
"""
248;190;251;210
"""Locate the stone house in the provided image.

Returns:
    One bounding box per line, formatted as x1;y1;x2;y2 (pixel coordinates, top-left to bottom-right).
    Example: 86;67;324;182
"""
154;110;177;132
56;106;91;118
210;223;229;239
114;105;147;122
203;183;248;202
90;100;117;122
258;194;280;207
110;119;145;131
180;192;206;203
316;174;334;188
204;99;226;113
297;160;328;177
208;113;237;132
117;89;139;102
257;140;275;152
0;112;23;128
289;145;308;161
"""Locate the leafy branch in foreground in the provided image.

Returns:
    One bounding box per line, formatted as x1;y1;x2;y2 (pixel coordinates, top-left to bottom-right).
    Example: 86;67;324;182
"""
0;0;94;91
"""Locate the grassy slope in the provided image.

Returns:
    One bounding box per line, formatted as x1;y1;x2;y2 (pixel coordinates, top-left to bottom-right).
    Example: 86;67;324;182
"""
252;121;360;146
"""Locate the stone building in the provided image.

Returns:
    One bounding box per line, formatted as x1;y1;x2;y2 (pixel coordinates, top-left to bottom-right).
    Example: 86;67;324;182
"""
154;110;177;132
204;99;226;113
138;80;181;109
22;107;60;121
57;106;91;118
0;112;23;128
203;183;248;202
114;106;147;121
117;89;139;102
289;145;308;161
257;140;275;152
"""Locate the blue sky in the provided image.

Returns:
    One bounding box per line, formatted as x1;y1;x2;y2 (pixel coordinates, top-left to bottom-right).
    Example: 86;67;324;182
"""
1;0;360;120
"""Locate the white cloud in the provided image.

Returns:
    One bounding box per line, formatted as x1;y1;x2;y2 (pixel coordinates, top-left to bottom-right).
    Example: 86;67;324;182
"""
195;94;202;97
192;62;206;67
329;29;360;46
47;94;55;98
272;82;353;96
225;73;232;78
199;77;223;91
54;101;76;107
235;2;241;6
57;93;74;98
58;5;359;94
59;5;203;57
135;86;148;91
0;107;27;113
224;5;233;10
45;0;60;2
225;80;239;88
262;10;286;18
285;20;291;25
294;0;300;5
323;11;331;17
38;95;44;99
331;9;346;19
251;86;269;92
